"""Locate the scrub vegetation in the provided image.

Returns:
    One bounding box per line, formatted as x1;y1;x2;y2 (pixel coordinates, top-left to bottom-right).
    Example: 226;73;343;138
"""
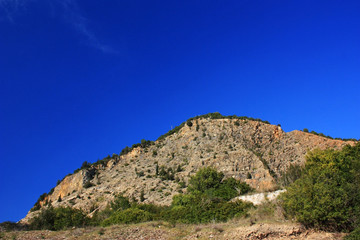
25;167;253;230
281;143;360;236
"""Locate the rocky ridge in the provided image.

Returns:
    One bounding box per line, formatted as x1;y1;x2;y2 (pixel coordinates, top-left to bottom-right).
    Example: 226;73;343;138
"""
22;114;357;223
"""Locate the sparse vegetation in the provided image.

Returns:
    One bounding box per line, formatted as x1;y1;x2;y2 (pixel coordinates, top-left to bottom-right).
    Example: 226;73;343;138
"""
157;112;271;141
17;113;360;238
30;193;48;212
302;128;358;142
86;168;253;227
158;166;175;181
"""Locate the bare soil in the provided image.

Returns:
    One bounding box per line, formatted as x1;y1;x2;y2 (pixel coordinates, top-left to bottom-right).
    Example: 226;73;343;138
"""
1;221;346;240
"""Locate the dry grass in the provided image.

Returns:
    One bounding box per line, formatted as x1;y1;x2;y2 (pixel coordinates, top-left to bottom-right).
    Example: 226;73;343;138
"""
0;220;346;240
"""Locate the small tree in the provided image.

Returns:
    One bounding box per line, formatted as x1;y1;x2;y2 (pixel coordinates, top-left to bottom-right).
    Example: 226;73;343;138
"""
155;164;159;175
110;194;131;211
81;161;91;169
188;167;223;193
176;165;182;172
186;120;193;127
281;144;360;231
140;189;145;202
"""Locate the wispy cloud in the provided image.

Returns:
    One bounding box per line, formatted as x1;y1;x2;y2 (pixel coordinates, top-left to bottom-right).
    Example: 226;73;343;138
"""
0;0;28;22
57;0;116;54
0;0;116;54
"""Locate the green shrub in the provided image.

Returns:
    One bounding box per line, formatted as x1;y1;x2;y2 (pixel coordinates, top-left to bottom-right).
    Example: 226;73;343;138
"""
162;167;253;223
0;221;20;231
29;207;90;230
30;193;48;212
102;208;153;226
187;167;252;199
136;203;168;218
169;192;252;223
158;166;174;180
140;190;145;202
281;143;360;231
212;177;253;201
186;120;193;127
110;194;131;211
278;164;303;187
31;168;254;228
188;167;224;193
83;181;95;188
81;161;91;169
346;227;360;240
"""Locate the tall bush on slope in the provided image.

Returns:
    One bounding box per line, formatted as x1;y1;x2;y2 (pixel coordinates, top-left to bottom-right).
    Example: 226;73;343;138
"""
281;143;360;232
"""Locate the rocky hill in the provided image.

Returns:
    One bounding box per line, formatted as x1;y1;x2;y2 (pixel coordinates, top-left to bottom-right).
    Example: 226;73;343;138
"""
21;113;357;223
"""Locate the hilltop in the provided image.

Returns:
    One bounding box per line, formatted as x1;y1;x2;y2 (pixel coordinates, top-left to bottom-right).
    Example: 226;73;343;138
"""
22;113;357;223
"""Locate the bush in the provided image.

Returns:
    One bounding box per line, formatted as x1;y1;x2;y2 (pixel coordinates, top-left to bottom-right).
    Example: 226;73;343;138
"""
30;193;48;212
83;181;95;188
163;167;253;223
81;161;91;169
281;143;360;231
168;193;252;223
29;207;90;230
186;120;193;127
30;168;254;228
97;168;253;226
188;167;252;200
0;221;21;231
278;164;303;187
102;208;153;226
213;178;253;201
346;227;360;240
188;167;224;193
110;194;131;211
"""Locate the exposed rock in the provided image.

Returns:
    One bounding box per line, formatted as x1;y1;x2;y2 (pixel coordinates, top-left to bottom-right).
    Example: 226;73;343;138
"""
234;190;286;206
21;116;357;223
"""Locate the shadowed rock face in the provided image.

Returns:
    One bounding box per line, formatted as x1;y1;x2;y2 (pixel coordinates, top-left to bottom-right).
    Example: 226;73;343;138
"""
21;117;357;223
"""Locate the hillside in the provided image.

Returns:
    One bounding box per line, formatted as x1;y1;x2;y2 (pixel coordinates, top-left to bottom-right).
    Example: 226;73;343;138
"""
21;113;357;223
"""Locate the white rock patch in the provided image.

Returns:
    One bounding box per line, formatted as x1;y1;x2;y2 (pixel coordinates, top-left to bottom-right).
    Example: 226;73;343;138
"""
234;189;286;205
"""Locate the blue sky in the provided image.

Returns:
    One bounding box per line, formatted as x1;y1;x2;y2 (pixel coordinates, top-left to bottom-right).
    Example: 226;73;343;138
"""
0;0;359;222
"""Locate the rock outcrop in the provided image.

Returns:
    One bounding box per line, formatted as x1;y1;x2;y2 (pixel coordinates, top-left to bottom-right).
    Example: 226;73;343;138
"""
21;115;357;223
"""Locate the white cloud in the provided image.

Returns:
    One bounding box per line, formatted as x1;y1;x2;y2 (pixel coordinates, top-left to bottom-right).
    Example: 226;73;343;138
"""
57;0;116;54
0;0;116;54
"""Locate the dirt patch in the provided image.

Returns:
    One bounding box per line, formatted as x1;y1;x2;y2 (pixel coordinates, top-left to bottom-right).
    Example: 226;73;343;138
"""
1;222;347;240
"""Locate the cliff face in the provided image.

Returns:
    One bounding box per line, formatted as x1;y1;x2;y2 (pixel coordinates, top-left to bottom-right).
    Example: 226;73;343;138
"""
22;117;356;223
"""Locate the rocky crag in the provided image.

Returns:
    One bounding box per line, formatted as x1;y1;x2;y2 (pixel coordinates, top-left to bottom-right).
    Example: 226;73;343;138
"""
22;113;357;223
